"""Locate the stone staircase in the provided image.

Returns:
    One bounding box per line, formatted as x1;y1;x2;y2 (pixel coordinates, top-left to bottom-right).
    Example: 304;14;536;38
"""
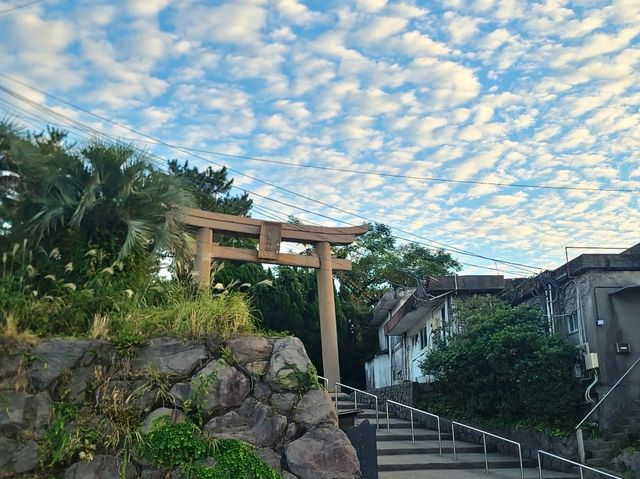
584;403;640;468
332;393;581;479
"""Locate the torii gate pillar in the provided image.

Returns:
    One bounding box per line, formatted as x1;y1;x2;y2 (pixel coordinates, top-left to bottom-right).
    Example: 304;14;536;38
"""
316;241;340;391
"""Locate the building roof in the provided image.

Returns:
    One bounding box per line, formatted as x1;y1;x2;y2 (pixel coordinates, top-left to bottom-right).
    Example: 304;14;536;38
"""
511;241;640;302
424;275;512;294
371;275;511;335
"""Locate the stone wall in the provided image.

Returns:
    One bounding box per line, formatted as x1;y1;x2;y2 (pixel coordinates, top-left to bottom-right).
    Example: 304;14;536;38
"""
0;335;361;478
368;381;430;419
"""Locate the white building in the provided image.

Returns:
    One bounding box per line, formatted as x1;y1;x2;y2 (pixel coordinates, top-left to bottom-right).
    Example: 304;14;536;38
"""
365;275;512;390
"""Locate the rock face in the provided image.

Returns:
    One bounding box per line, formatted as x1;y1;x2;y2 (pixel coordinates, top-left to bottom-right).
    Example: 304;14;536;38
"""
194;361;251;412
63;454;137;479
0;390;51;434
0;437;40;474
0;335;361;478
132;337;207;376
285;426;361;479
227;336;271;364
267;337;313;391
612;448;640;476
294;390;338;429
29;339;95;390
205;398;287;446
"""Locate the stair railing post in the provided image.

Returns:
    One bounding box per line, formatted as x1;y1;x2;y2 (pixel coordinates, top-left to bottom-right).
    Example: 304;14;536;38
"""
386;401;390;432
580;467;584;479
537;451;543;479
576;428;586;463
483;433;488;473
410;409;414;444
437;418;442;455
334;388;338;412
518;443;524;479
452;422;457;460
375;397;379;429
354;390;357;410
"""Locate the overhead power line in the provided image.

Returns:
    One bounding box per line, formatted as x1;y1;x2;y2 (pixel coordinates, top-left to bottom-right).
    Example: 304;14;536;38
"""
0;77;543;273
0;0;44;15
0;73;635;196
130;143;639;195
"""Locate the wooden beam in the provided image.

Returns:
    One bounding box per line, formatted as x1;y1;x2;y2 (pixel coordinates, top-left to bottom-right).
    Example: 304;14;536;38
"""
210;245;353;271
184;208;369;245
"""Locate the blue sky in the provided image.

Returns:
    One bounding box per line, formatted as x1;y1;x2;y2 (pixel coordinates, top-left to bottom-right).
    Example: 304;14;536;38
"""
1;0;639;277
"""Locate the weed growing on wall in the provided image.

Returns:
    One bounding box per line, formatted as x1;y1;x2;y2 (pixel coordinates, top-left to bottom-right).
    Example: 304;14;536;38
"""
269;363;321;396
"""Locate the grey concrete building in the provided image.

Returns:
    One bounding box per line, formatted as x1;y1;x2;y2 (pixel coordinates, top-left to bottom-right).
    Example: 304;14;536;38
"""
512;243;640;431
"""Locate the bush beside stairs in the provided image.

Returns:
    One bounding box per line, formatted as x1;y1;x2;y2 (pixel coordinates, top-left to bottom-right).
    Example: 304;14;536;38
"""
332;393;581;479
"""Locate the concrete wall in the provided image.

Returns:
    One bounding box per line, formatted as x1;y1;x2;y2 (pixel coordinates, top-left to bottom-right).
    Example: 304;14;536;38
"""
364;353;390;390
577;270;640;430
540;270;640;430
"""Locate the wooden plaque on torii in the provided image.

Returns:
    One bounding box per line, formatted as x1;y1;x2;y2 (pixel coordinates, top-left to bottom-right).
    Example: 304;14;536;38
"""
185;208;369;391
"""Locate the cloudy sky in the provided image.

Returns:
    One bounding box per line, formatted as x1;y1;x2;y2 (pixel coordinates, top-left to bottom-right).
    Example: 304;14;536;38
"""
1;0;639;277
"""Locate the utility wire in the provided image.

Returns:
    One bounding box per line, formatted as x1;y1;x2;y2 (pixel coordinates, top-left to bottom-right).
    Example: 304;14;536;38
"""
0;100;534;277
127;142;640;194
0;79;543;273
0;0;44;15
0;74;636;196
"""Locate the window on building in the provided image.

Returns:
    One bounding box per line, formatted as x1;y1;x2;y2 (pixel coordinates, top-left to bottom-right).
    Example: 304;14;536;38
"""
567;311;579;334
420;325;428;350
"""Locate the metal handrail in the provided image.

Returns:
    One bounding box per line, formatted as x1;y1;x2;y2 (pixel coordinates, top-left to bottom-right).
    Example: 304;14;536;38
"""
575;356;640;461
385;399;442;454
576;356;640;430
317;375;329;390
451;421;524;479
335;382;379;429
537;450;621;479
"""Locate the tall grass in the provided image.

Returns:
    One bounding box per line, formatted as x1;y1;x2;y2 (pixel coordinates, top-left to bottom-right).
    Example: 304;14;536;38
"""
0;244;258;342
108;291;254;340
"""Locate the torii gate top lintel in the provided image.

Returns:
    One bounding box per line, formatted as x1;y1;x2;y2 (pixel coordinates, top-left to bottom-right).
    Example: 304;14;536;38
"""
185;208;368;244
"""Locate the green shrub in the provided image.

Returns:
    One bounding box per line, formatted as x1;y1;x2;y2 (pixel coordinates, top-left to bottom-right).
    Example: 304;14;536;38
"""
419;296;581;433
138;418;282;479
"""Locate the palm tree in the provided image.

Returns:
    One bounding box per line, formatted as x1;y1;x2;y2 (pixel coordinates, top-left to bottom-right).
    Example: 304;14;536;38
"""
1;122;195;261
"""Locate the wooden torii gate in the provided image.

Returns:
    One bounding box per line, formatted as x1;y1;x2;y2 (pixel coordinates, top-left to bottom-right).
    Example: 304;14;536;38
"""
185;208;369;391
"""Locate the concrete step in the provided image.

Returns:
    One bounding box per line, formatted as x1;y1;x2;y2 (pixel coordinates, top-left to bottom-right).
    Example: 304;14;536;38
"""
378;452;535;471
375;425;452;442
330;392;351;401
379;468;579;478
588;448;612;460
379;445;484;455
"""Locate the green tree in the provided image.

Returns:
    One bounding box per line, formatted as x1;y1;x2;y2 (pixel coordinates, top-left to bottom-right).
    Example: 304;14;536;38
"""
167;160;252;216
419;296;581;431
336;223;461;305
1;123;194;261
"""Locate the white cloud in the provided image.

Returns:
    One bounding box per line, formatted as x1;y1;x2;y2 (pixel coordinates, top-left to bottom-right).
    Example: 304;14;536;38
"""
354;0;387;12
443;12;482;45
175;2;267;45
127;0;171;17
352;16;408;44
276;0;320;24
